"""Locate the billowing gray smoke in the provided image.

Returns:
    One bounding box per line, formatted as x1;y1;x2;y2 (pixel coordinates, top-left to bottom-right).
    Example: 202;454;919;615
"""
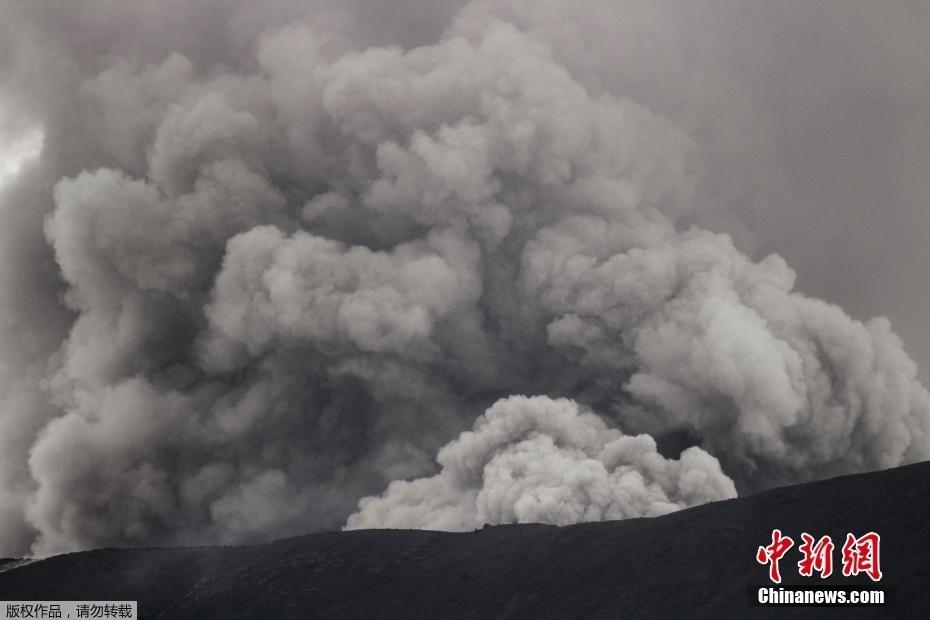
347;396;736;530
0;0;928;556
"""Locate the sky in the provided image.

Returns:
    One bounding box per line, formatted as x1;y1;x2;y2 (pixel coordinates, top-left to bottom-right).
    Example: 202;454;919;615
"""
0;128;42;189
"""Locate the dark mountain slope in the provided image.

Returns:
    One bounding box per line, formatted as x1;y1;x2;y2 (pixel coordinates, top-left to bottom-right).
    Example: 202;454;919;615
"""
2;461;929;618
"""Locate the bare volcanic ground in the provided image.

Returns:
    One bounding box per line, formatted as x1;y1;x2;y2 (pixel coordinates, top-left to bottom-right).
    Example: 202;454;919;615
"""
1;462;929;619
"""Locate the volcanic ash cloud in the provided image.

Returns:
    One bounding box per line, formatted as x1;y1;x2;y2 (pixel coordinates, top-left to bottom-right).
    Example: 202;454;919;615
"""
0;0;927;556
346;396;737;531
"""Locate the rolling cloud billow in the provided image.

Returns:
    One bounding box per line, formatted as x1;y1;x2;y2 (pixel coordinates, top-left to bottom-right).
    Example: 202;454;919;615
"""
0;0;927;556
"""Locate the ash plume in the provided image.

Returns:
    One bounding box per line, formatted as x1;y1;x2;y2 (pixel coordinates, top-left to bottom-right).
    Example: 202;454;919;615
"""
346;396;736;531
0;0;927;556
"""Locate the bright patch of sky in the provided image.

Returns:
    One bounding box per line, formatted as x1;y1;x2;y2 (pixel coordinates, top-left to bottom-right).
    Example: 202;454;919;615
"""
0;127;43;189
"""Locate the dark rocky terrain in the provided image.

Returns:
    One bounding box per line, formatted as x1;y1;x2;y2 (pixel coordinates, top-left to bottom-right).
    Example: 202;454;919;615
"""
1;461;928;618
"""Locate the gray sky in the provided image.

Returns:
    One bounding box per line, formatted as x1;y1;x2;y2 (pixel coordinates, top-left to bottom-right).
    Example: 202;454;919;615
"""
703;1;930;382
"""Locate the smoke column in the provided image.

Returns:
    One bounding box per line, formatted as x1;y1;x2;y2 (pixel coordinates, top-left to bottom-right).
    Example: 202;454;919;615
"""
0;0;928;556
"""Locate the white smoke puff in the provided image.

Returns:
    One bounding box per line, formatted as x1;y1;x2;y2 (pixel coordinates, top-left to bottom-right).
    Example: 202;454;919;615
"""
524;218;930;487
48;169;198;299
0;378;59;556
80;53;197;175
25;378;182;556
148;92;266;199
259;18;692;232
200;224;482;367
346;396;736;530
45;161;285;389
